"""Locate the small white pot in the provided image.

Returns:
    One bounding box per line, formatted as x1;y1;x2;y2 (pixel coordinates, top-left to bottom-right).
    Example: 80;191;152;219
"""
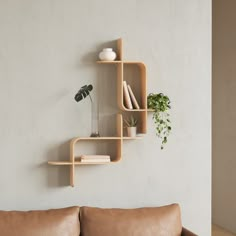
99;48;117;61
127;127;137;137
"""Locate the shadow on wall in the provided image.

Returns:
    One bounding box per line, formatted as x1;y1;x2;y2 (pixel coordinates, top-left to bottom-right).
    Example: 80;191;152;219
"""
46;141;70;187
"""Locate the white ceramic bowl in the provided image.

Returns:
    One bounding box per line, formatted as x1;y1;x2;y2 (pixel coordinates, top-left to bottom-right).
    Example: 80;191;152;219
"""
99;48;117;61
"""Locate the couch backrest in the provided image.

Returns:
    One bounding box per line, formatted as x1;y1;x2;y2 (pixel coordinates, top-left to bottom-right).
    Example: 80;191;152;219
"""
0;206;80;236
80;204;182;236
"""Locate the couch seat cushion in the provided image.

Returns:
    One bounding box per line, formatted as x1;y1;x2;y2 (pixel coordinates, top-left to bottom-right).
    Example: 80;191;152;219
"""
80;204;182;236
0;206;80;236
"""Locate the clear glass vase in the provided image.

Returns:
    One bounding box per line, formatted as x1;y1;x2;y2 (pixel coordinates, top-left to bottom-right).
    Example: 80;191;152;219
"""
90;99;100;137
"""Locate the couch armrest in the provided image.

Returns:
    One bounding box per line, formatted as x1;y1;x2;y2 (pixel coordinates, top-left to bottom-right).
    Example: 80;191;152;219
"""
181;227;198;236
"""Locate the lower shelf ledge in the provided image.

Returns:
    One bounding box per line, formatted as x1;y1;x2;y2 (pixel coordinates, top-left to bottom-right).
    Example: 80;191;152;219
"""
48;161;113;166
75;161;112;165
122;136;143;140
48;161;73;165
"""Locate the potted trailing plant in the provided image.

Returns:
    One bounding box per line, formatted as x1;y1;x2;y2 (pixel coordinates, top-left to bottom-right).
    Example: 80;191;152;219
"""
147;93;171;149
124;116;138;137
74;84;100;137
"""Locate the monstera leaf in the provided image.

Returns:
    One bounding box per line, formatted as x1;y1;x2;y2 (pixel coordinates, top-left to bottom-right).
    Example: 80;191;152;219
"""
75;84;93;102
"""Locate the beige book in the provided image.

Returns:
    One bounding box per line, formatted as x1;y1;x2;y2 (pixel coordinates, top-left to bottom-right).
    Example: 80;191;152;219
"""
127;84;140;109
123;81;133;109
81;155;110;159
80;158;111;163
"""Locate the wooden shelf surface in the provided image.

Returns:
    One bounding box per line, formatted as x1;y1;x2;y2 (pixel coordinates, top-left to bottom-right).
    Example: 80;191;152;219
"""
48;161;113;166
48;161;73;165
96;61;146;65
96;60;122;64
71;136;143;141
74;161;112;165
72;137;122;141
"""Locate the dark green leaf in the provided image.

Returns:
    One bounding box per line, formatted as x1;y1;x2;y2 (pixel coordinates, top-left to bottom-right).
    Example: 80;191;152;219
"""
74;84;93;102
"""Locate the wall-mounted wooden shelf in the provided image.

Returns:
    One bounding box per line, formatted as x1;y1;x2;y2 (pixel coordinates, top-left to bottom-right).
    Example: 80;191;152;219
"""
97;39;147;134
48;38;148;187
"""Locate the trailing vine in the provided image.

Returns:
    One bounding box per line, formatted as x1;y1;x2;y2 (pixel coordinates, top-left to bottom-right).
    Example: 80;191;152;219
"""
147;93;171;149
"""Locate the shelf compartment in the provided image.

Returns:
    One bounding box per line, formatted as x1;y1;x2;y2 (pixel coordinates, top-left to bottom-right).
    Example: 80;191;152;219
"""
121;62;147;111
74;157;112;165
117;61;147;134
68;114;123;186
96;38;123;63
70;122;123;162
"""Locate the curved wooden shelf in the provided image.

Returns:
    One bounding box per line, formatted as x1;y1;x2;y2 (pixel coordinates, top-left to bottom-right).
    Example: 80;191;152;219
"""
48;38;148;187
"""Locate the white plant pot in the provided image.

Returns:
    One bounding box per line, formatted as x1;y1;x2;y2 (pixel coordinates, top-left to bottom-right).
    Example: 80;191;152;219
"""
99;48;117;61
127;127;137;137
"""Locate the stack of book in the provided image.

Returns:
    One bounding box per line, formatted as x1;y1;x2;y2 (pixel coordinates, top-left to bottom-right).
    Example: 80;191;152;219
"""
80;155;111;163
123;81;140;109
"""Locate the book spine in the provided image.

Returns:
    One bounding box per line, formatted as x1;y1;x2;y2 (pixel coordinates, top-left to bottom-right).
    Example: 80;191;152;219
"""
127;84;140;109
123;81;133;109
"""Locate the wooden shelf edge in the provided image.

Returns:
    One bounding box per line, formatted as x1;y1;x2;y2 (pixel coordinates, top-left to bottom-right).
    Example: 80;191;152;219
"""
97;60;122;64
71;137;123;142
96;61;146;65
71;136;143;141
74;161;113;165
48;160;119;166
48;161;73;166
122;136;144;140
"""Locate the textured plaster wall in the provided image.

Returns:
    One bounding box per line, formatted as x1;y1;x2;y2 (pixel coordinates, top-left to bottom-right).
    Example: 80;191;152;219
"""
0;0;211;235
213;0;236;233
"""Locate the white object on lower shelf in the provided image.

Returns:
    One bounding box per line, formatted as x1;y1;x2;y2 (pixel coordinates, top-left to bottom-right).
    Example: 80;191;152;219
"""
81;155;110;159
80;159;111;163
127;127;137;137
80;155;111;163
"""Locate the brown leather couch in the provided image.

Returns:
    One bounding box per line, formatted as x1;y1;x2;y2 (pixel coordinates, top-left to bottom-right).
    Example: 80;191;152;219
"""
0;204;197;236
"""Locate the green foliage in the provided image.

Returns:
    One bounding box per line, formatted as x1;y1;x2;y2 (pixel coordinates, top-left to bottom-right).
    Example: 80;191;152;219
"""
74;84;93;102
147;93;171;149
124;116;138;127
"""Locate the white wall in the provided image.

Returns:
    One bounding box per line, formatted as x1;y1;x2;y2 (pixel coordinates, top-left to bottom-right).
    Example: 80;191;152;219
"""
213;0;236;233
0;0;211;235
